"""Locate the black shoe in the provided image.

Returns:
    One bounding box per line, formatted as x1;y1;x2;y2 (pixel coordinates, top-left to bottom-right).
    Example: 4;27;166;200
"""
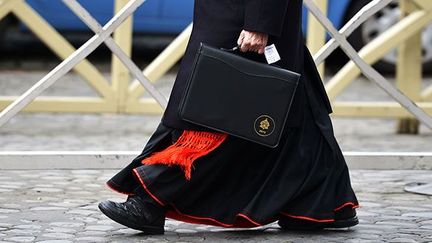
98;194;166;234
278;208;359;231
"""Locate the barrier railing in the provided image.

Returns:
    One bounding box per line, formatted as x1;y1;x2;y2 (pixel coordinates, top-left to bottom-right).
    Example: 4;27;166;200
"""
308;0;432;133
0;0;168;126
0;0;115;112
0;0;172;115
306;0;328;76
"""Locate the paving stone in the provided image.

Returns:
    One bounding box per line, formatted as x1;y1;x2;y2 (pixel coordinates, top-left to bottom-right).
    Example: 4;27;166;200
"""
419;225;432;230
31;188;63;193
33;184;55;188
44;227;76;233
73;236;106;242
41;233;74;239
96;219;115;225
4;229;41;235
36;240;73;243
402;212;432;218
79;231;106;236
112;228;139;234
67;191;93;195
389;238;418;243
77;217;98;223
47;202;79;207
30;207;67;211
0;209;19;213
0;185;21;189
65;209;95;216
375;221;418;227
49;222;84;228
84;225;113;231
1;204;23;209
4;236;36;242
0;189;14;192
40;176;70;181
14;225;41;230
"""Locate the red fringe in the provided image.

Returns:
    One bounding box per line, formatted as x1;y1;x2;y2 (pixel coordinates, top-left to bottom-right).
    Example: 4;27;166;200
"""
141;130;228;180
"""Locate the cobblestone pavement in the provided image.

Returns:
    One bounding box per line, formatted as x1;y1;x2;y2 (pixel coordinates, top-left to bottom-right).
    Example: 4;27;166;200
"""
0;70;431;152
0;169;430;242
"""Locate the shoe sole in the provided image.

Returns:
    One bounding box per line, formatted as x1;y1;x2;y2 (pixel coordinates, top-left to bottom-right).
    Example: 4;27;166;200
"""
279;216;359;231
327;216;359;229
98;202;164;235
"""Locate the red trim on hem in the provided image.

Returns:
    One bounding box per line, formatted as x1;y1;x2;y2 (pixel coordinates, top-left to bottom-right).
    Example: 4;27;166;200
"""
280;201;360;223
105;181;135;196
131;166;359;228
280;212;335;223
237;213;262;227
334;202;360;211
166;204;264;228
132;167;266;228
132;168;166;206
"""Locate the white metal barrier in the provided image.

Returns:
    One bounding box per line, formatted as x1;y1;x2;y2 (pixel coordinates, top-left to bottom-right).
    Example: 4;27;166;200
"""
304;0;432;130
0;0;166;128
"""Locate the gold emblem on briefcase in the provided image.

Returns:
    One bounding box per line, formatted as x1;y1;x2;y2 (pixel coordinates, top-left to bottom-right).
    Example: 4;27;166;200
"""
254;115;275;137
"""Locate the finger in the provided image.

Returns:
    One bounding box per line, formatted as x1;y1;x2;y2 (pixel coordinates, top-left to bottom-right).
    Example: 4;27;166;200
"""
240;42;249;52
237;31;245;46
244;44;252;52
248;40;258;52
253;43;263;53
249;42;259;52
257;46;264;54
239;35;250;52
249;46;257;53
242;40;252;52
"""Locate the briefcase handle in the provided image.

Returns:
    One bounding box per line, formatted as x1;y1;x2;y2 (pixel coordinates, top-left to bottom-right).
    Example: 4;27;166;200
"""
219;45;242;52
220;45;282;68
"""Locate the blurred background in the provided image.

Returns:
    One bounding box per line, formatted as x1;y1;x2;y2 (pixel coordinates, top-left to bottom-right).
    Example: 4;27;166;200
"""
0;0;431;152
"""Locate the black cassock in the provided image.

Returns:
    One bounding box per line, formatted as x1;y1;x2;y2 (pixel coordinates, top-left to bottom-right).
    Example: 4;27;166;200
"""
106;0;359;227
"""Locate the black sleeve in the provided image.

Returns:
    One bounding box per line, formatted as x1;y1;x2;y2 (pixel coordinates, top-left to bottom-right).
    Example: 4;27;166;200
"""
243;0;290;37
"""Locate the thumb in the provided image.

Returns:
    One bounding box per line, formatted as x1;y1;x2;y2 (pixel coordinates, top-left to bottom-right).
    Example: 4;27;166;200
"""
237;31;245;45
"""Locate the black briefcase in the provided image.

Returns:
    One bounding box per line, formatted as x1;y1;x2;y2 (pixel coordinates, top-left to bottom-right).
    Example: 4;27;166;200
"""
178;42;301;148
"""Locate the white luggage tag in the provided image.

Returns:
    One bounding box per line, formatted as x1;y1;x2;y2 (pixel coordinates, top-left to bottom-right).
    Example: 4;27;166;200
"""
264;44;281;64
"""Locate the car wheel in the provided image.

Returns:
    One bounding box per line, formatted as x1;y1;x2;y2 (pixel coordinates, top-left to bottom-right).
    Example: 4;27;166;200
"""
345;0;432;73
